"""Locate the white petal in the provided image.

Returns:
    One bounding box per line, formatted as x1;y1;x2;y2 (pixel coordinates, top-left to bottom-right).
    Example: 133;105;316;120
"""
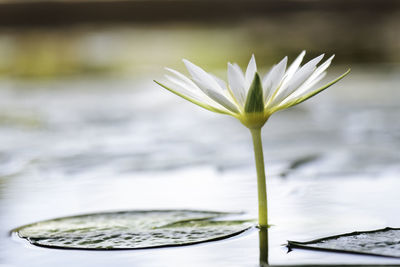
302;55;334;88
166;67;198;89
286;54;324;91
165;69;233;112
278;72;327;106
262;56;287;102
269;54;324;107
211;74;239;104
159;78;233;114
245;54;257;87
165;74;198;93
165;75;223;108
305;71;327;91
233;63;245;79
165;69;207;99
193;76;239;112
282;55;334;103
211;74;228;91
182;59;239;113
280;50;306;88
228;62;246;106
183;59;222;93
205;89;240;113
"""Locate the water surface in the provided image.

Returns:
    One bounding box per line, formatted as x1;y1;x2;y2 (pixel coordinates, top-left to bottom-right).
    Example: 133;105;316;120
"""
1;67;400;266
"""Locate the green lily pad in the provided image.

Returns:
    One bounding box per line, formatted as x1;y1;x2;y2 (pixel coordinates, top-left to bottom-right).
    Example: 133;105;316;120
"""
13;210;253;250
288;227;400;258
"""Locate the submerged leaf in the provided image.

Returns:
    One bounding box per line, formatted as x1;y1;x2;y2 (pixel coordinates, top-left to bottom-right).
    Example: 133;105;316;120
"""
288;227;400;258
13;210;253;250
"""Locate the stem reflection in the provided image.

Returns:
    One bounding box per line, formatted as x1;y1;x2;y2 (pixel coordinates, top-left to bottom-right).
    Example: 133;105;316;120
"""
259;226;269;266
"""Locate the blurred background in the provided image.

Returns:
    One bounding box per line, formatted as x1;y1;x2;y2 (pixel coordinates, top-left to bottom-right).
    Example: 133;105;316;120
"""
0;0;399;77
1;1;400;266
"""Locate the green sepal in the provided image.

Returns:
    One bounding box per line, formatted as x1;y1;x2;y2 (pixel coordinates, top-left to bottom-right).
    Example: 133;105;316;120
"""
154;80;234;116
245;73;264;113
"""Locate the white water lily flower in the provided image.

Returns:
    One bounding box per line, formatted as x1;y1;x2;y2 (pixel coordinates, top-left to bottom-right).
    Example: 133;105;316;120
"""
155;51;349;229
155;51;350;129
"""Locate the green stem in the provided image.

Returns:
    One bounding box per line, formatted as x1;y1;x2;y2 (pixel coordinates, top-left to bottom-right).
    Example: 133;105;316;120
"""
250;128;268;228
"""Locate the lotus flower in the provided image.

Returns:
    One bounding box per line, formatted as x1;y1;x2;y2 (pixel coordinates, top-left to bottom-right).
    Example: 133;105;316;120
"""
155;51;349;228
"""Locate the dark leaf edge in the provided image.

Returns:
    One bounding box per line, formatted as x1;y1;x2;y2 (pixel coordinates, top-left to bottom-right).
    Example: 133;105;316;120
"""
288;227;400;259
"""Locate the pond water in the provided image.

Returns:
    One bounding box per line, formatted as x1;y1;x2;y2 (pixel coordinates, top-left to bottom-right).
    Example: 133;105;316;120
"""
1;67;400;266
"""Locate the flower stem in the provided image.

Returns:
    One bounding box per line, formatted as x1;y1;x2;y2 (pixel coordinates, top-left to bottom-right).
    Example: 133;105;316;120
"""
250;128;268;228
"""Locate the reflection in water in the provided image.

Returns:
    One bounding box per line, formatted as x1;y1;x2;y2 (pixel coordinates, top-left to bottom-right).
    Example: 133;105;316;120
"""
259;227;269;266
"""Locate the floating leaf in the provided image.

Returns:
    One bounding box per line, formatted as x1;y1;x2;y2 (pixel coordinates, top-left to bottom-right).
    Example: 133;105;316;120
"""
13;210;253;250
288;227;400;258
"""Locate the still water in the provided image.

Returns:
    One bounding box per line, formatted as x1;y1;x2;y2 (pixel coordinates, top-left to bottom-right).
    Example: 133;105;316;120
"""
1;67;400;266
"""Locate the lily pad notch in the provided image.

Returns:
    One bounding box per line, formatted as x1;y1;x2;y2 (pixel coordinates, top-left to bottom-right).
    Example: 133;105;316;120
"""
288;227;400;258
12;210;254;250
